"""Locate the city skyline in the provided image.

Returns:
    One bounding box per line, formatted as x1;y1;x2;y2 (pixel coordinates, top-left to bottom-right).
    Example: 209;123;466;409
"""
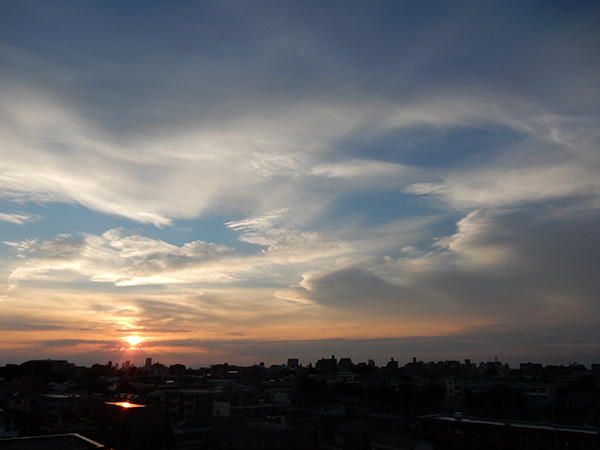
1;1;600;368
0;353;592;372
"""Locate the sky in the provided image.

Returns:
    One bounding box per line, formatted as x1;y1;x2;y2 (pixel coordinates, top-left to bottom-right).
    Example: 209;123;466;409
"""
1;1;599;369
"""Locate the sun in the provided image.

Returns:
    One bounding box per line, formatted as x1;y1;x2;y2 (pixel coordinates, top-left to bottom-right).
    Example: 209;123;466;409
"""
125;335;142;346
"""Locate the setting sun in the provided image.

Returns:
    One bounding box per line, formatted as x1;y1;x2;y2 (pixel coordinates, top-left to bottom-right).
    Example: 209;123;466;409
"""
125;335;142;346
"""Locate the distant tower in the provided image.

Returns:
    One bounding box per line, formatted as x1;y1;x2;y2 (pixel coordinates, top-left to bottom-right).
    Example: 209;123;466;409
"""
145;357;152;368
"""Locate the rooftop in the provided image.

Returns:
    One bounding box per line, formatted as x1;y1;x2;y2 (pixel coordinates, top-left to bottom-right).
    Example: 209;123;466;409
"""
419;414;600;436
0;433;106;450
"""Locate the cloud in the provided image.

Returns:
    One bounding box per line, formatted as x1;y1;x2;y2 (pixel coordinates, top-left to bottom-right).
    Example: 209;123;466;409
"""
276;266;418;315
41;339;115;348
226;209;352;263
277;206;600;328
4;234;83;258
404;183;442;195
3;54;596;236
6;48;593;231
3;212;352;287
310;159;409;181
403;112;600;210
0;321;66;331
0;83;416;227
226;209;290;234
4;228;235;286
440;160;600;210
0;212;36;224
1;202;598;366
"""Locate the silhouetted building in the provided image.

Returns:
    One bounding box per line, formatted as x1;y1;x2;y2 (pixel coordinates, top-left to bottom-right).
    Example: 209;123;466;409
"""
171;417;213;449
371;435;432;450
163;389;251;422
169;364;186;376
82;401;163;449
386;358;399;372
286;359;299;369
338;358;354;372
0;409;19;438
519;362;543;374
316;355;338;373
334;419;368;450
214;416;314;450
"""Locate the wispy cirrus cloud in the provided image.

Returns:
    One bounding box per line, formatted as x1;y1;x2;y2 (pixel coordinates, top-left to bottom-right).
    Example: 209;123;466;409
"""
6;69;589;231
0;85;417;227
226;209;351;263
403;113;600;210
0;212;36;224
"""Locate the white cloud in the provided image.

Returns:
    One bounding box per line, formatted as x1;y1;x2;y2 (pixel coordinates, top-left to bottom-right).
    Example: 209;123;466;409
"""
433;210;518;267
226;209;289;233
0;84;387;226
397;108;600;212
441;161;600;210
310;159;409;180
7;70;591;230
0;212;36;224
404;183;442;195
5;229;234;286
227;209;352;263
3;211;352;286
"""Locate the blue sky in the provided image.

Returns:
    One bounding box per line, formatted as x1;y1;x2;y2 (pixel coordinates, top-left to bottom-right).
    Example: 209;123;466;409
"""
1;1;599;368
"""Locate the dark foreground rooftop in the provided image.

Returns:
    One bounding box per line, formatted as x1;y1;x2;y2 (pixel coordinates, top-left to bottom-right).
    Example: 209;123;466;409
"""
0;433;107;450
420;413;600;436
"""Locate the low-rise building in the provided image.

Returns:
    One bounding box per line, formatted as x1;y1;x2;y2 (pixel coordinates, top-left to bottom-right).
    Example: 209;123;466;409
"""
214;416;315;450
418;413;600;450
0;409;19;438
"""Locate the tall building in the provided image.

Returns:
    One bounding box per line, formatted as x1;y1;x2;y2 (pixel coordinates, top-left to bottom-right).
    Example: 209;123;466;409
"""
286;358;299;369
316;355;337;373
